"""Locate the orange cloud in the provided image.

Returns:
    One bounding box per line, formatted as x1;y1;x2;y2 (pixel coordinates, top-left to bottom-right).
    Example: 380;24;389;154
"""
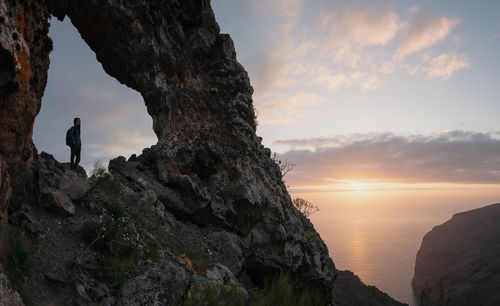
277;131;500;187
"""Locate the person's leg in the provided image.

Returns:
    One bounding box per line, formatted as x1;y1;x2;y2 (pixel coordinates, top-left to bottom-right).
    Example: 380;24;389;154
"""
74;144;81;168
70;144;75;169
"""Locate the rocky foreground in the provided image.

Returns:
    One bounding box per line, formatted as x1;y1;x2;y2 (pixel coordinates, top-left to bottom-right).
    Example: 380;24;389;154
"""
0;152;404;305
413;203;500;306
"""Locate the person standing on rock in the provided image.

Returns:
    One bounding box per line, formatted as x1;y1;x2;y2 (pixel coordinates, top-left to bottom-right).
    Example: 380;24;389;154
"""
68;117;81;170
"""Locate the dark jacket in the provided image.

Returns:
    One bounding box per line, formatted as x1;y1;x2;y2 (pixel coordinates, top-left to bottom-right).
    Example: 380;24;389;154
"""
69;125;81;145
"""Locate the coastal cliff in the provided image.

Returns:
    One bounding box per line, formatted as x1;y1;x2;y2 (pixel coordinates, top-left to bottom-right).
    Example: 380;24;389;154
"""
413;203;500;305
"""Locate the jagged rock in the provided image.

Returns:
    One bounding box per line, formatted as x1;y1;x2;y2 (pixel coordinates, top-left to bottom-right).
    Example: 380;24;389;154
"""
0;264;24;306
205;263;239;286
119;262;191;306
1;0;335;297
413;203;500;306
40;191;75;215
9;206;43;236
75;273;115;306
332;270;407;306
0;0;51;210
39;151;90;201
206;230;244;277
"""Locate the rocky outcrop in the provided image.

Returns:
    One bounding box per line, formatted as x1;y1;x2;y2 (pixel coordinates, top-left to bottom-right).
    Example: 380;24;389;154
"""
0;0;51;211
1;0;335;294
0;0;403;305
413;203;500;305
332;270;407;306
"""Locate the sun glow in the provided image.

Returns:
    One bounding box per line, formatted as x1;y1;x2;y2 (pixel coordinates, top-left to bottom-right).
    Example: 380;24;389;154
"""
348;180;365;192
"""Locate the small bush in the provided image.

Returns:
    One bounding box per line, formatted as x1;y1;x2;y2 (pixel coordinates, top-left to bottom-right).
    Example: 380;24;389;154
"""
91;162;126;198
80;216;138;285
251;272;328;306
107;202;125;218
185;283;246;306
3;228;35;304
292;198;319;218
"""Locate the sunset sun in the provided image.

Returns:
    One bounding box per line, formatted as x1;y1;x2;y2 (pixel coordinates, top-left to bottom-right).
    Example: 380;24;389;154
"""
348;181;365;192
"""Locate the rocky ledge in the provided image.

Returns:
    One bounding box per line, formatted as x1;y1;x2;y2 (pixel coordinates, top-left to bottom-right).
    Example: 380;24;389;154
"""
413;203;500;305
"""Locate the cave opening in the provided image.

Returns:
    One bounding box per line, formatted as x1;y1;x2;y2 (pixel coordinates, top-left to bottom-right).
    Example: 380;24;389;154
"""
33;18;157;174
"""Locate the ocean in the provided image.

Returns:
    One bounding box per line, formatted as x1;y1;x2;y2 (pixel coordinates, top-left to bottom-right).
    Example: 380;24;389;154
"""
301;186;500;304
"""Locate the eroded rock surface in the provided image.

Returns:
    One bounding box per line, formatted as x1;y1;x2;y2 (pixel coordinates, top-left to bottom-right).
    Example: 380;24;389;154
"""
0;263;23;306
0;0;404;305
413;203;500;305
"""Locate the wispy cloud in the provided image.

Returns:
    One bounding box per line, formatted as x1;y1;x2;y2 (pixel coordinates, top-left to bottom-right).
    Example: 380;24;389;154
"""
396;7;460;59
276;131;500;186
215;1;470;126
423;52;470;80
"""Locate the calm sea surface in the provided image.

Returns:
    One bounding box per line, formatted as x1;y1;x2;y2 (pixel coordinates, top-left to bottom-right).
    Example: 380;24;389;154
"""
300;187;500;305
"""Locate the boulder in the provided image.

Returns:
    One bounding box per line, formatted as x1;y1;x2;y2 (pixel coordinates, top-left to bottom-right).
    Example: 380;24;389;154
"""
40;191;75;215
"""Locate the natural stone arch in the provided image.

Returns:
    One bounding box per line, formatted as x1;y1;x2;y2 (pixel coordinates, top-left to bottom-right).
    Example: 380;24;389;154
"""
0;0;336;300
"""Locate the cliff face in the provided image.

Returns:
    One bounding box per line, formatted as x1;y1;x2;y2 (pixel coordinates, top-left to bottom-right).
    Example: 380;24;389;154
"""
1;0;335;302
0;1;407;305
413;203;500;306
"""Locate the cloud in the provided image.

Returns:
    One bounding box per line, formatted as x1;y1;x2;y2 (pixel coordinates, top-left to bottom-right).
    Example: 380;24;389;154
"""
423;52;470;80
214;1;470;126
276;131;500;187
255;92;323;125
396;7;460;58
320;6;400;48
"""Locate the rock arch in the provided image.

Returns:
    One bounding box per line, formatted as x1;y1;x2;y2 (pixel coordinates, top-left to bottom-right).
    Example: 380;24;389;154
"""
0;0;336;300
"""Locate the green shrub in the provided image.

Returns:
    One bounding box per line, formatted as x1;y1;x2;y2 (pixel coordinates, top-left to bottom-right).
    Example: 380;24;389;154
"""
252;272;328;306
80;216;138;285
91;162;126;199
185;283;246;306
3;228;35;304
107;202;125;218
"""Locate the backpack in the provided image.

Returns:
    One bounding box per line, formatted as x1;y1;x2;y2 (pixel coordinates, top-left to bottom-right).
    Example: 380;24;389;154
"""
66;127;72;146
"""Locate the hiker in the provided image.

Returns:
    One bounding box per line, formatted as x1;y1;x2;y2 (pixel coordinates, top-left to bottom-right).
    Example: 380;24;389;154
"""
67;117;81;170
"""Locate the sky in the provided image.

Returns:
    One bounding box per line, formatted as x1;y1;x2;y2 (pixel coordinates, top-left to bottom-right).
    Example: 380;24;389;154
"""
34;0;500;189
32;1;500;302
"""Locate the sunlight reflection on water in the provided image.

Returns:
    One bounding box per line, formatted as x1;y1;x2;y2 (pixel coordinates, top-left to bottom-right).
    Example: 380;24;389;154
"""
301;187;500;305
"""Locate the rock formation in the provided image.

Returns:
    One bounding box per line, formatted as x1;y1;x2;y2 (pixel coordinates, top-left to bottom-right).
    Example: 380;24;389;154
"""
333;270;407;306
413;203;500;305
0;0;404;305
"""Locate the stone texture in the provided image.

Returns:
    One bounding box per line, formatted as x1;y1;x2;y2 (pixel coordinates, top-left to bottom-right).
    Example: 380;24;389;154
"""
40;190;75;215
0;154;11;255
0;0;51;211
39;151;90;201
0;263;24;306
413;203;500;306
119;262;192;306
